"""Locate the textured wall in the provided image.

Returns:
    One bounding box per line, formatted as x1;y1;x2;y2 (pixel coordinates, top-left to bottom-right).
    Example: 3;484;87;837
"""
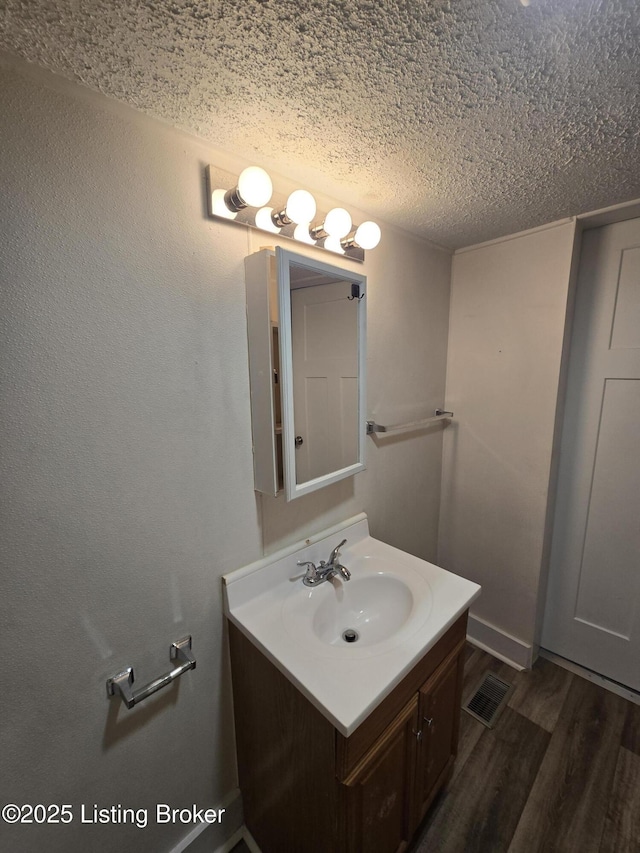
0;1;639;248
0;58;451;852
438;223;575;661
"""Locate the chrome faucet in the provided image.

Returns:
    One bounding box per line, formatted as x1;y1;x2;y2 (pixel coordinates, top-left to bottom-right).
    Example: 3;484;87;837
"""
298;538;351;587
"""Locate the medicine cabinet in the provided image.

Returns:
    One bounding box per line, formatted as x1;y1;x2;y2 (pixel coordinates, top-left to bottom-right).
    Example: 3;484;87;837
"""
244;247;367;501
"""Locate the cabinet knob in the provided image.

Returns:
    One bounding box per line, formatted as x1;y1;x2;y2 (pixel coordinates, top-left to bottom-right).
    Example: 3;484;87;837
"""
295;436;304;447
412;728;423;741
423;717;434;728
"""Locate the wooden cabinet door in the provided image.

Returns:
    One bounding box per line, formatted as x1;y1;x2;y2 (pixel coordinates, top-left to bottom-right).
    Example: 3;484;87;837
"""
415;644;464;823
342;696;419;853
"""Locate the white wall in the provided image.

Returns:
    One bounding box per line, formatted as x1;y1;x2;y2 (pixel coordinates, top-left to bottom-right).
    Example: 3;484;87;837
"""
438;223;576;667
0;56;451;853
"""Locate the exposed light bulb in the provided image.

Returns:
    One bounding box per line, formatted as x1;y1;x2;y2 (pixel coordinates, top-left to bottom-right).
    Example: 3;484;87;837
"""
354;221;381;250
323;235;345;254
271;189;317;228
255;206;281;233
225;166;273;210
211;188;237;220
285;190;317;224
323;208;352;239
237;166;273;207
293;223;315;245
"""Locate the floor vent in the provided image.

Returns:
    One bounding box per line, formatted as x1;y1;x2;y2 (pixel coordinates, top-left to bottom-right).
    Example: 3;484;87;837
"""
464;673;514;728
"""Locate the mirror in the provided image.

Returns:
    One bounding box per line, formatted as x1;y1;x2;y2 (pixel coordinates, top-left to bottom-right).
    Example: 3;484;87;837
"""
277;248;367;500
244;247;366;501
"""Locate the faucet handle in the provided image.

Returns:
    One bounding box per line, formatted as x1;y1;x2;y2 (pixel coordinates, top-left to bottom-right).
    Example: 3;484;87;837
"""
297;560;318;580
328;538;347;564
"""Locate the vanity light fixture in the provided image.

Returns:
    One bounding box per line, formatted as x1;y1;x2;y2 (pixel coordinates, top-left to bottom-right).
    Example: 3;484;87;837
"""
205;164;380;263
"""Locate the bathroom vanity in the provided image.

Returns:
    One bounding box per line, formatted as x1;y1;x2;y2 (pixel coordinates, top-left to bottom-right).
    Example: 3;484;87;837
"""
223;515;480;852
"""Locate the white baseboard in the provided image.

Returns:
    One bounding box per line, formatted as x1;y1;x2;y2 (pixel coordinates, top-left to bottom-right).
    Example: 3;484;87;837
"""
169;788;243;853
467;613;533;670
213;828;245;853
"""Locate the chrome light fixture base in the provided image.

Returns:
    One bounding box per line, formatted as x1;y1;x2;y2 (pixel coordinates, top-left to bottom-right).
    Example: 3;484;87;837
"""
223;187;248;212
271;209;293;228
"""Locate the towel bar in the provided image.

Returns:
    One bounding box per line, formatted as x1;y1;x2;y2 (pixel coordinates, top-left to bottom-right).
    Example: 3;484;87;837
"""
106;636;196;710
366;409;453;436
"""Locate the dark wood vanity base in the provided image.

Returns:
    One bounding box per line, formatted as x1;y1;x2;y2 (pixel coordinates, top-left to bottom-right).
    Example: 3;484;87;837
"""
228;611;468;853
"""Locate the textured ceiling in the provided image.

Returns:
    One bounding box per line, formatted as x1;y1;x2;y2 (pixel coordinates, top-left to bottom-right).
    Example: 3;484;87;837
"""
1;0;639;248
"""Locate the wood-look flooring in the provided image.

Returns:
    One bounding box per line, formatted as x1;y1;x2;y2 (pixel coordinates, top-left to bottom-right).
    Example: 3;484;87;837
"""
232;647;640;853
410;646;640;853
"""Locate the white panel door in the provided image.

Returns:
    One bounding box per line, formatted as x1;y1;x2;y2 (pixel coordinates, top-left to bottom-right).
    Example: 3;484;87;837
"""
542;217;640;691
291;280;358;484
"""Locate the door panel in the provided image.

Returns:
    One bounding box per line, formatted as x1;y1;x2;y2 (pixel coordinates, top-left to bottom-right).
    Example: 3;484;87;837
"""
610;246;640;349
291;280;358;483
574;379;640;638
542;218;640;691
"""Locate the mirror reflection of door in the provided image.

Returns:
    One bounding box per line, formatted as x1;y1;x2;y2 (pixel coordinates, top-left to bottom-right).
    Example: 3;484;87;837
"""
290;279;359;484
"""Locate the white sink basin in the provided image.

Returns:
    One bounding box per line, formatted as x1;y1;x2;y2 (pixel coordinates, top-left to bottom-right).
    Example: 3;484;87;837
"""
282;556;433;656
311;574;414;645
223;513;480;735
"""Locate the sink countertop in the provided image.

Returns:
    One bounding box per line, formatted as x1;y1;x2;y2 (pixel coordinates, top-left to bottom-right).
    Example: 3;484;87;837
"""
222;513;481;737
